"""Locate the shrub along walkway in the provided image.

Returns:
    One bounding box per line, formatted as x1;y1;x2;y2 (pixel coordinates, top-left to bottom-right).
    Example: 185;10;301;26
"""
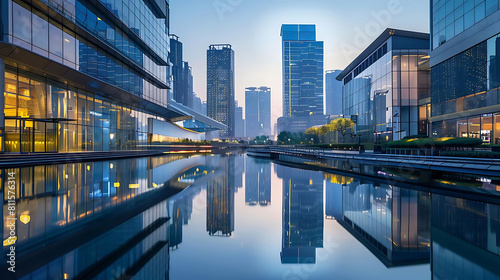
247;146;500;176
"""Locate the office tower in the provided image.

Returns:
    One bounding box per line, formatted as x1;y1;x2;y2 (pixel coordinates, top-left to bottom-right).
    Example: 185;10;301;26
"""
170;35;184;104
202;101;208;116
0;0;191;153
325;70;343;116
430;1;500;144
245;87;271;138
235;101;245;138
245;157;271;206
207;44;235;137
169;35;194;107
281;24;324;117
337;29;431;143
192;94;203;115
183;61;194;108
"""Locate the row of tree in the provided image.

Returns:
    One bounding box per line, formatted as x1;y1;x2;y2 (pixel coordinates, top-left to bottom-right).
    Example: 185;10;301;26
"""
305;118;355;143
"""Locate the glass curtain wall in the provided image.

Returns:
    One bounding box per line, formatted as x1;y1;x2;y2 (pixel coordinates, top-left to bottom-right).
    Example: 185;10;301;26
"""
4;68;161;152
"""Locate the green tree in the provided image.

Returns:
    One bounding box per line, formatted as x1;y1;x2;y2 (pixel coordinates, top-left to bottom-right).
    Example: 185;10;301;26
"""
330;118;355;143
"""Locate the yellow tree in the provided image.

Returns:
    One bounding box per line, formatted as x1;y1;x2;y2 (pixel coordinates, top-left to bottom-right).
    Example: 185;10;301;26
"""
330;118;355;143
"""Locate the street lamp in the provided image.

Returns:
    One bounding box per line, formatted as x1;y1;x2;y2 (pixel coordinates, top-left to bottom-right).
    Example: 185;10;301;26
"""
351;133;362;151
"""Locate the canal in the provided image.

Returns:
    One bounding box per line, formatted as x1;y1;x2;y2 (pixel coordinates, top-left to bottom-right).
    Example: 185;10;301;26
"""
1;151;500;280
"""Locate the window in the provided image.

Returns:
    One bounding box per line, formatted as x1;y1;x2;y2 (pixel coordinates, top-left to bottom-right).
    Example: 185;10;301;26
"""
13;2;32;43
49;22;63;57
32;12;49;51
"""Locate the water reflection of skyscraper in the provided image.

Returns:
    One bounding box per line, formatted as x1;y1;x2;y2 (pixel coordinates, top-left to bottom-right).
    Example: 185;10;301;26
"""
277;165;324;263
245;157;271;206
339;180;431;267
206;155;241;237
431;195;500;279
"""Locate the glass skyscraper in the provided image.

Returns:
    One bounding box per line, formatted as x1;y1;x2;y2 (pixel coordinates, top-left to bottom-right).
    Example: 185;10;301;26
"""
337;29;431;143
325;70;343;116
430;0;500;144
207;44;235;137
281;24;324;117
245;86;271;138
0;0;200;153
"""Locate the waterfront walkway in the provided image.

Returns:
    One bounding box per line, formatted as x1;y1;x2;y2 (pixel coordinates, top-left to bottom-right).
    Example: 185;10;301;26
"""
248;146;500;176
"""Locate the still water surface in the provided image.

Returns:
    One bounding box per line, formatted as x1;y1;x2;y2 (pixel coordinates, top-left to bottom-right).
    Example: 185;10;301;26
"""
2;152;500;280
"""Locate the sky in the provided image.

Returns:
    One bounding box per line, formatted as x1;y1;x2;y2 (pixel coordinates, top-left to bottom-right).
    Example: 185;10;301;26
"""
169;0;430;128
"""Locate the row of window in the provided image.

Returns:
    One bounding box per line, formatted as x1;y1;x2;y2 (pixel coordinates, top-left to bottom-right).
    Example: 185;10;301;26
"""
11;1;168;88
432;0;500;49
432;113;500;144
40;0;169;62
431;34;500;116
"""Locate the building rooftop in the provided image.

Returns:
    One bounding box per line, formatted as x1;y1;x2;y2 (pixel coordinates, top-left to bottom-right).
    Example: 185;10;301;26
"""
336;28;430;81
280;24;316;41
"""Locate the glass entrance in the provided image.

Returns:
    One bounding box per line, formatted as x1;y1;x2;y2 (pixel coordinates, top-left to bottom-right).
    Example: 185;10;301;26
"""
20;119;34;153
45;122;57;153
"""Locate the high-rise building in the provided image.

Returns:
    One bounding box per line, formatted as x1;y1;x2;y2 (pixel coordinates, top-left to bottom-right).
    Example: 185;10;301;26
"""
281;24;324;117
207;44;235;137
429;0;500;144
170;35;184;103
245;87;271;138
0;0;207;153
183;61;193;108
169;35;194;108
325;70;343;116
192;93;203;115
234;101;245;138
337;29;431;143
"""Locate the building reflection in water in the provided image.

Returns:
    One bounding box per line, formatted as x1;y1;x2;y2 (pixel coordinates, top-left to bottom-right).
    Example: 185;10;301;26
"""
338;179;431;267
245;157;271;206
431;195;500;279
277;165;324;264
325;174;352;220
206;154;243;237
0;154;211;279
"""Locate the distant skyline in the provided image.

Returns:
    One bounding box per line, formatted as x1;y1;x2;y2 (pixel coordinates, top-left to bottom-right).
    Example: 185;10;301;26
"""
170;0;430;126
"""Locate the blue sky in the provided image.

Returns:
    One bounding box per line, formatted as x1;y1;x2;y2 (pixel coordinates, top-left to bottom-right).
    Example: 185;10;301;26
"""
169;0;430;126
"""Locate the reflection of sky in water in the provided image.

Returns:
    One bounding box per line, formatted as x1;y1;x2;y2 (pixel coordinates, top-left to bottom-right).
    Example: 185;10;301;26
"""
6;153;499;279
169;155;430;280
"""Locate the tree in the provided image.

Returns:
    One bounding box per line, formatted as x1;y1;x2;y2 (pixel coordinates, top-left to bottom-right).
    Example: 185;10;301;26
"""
330;118;355;143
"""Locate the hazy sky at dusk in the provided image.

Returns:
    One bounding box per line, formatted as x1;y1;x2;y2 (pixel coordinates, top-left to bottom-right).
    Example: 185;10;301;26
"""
169;0;430;126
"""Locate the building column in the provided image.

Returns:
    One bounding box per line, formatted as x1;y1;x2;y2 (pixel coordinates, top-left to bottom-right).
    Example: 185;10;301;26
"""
0;58;4;153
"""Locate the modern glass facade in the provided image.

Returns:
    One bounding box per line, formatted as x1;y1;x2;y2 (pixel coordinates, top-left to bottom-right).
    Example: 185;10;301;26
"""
431;36;500;142
325;70;343;116
430;1;500;143
338;29;431;143
432;0;500;49
281;24;324;117
0;0;182;153
245;87;271;138
207;44;235;137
